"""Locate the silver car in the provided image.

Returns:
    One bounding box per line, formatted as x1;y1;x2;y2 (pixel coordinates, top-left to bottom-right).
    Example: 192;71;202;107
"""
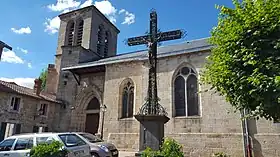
0;132;91;157
75;132;119;157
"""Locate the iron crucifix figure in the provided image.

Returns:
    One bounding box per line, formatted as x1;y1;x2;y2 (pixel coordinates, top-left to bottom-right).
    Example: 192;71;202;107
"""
127;9;183;115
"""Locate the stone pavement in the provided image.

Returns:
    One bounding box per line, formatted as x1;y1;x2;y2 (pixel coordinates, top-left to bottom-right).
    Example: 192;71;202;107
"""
119;151;136;157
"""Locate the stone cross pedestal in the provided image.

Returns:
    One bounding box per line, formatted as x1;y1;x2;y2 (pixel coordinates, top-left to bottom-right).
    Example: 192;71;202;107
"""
135;115;169;156
127;9;183;156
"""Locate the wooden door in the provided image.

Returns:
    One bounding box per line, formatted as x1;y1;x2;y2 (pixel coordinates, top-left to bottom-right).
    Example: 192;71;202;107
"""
0;122;7;141
85;113;100;134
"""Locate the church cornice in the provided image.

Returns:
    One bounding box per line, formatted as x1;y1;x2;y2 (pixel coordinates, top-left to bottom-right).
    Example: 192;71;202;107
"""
59;6;93;20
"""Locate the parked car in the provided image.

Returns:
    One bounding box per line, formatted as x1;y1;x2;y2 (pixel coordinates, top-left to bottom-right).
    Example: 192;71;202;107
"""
75;132;119;157
0;132;91;157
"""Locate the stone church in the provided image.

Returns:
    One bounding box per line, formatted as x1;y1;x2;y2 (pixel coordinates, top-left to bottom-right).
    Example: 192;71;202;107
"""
43;5;280;157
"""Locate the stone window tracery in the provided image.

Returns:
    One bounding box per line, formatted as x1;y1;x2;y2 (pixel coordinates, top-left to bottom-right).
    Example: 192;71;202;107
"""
121;80;134;118
174;66;199;117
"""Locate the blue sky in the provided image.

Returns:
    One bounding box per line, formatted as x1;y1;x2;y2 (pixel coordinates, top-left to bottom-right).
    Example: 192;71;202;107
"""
0;0;234;88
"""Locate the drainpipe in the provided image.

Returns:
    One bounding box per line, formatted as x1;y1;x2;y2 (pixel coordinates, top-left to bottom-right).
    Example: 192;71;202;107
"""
241;108;252;157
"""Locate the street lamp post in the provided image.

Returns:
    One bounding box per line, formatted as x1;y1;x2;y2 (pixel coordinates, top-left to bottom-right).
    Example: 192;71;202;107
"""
0;41;12;60
100;104;107;139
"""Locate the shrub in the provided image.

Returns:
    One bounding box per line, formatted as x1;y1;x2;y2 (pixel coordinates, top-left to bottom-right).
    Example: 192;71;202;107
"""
141;138;184;157
212;152;229;157
160;138;184;157
141;147;161;157
30;141;68;157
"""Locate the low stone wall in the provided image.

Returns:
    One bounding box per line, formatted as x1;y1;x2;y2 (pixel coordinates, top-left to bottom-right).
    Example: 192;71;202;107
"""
167;133;244;157
107;133;280;157
108;133;139;151
251;134;280;157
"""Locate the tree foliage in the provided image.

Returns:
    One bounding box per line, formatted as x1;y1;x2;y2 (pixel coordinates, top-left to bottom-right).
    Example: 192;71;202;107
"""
39;68;47;90
201;0;280;121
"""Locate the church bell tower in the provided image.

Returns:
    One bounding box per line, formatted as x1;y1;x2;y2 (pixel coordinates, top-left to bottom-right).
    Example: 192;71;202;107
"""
52;5;120;95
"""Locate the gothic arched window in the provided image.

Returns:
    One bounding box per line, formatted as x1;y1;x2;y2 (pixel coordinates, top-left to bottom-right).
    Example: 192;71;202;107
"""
174;66;199;117
104;31;109;57
97;25;103;55
77;20;84;46
67;21;75;46
121;80;134;118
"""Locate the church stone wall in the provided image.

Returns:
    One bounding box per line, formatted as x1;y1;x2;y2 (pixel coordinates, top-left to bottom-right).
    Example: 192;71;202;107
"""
69;72;106;132
55;19;68;72
103;61;147;150
55;44;85;131
102;50;280;156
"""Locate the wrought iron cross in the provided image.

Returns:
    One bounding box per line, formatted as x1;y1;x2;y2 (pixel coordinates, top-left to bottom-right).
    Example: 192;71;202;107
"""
0;41;12;60
127;9;183;115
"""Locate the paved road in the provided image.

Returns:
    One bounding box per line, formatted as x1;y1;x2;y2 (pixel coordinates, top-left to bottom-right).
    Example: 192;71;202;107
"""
119;151;136;157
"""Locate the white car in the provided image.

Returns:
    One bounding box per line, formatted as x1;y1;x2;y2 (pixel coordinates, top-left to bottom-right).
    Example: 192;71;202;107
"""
0;132;91;157
75;132;119;157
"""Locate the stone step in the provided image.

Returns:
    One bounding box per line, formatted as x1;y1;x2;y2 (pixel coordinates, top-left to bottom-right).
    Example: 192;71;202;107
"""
119;151;136;157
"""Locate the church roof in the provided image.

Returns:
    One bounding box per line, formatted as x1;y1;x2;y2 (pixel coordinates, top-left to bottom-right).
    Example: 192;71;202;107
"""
0;80;61;104
62;37;212;71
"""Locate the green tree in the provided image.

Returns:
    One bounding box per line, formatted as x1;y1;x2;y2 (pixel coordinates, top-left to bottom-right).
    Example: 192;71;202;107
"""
201;0;280;121
39;68;47;90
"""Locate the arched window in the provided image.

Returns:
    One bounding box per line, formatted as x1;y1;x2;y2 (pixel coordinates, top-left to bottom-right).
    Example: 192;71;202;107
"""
174;66;199;117
67;21;75;46
104;31;109;57
77;20;84;46
121;80;134;118
97;25;103;55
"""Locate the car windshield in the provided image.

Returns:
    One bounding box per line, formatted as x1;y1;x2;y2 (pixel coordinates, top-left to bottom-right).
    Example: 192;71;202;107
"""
79;133;103;143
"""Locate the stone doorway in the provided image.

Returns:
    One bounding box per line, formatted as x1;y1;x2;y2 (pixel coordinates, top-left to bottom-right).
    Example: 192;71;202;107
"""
0;122;21;141
85;97;100;135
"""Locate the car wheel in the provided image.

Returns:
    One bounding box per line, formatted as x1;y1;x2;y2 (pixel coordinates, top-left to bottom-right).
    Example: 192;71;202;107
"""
91;152;100;157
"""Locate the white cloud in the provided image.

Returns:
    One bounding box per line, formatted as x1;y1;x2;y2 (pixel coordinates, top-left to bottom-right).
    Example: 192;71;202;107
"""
17;47;28;54
27;63;32;69
1;50;24;64
94;0;117;23
47;0;81;12
0;77;35;88
44;16;60;34
80;0;93;8
11;27;32;34
44;0;135;34
121;10;135;25
119;9;125;14
80;0;118;23
62;9;71;13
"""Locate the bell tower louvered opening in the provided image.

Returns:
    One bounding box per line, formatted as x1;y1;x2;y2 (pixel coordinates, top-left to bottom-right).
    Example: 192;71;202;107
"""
67;22;75;46
77;20;84;46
